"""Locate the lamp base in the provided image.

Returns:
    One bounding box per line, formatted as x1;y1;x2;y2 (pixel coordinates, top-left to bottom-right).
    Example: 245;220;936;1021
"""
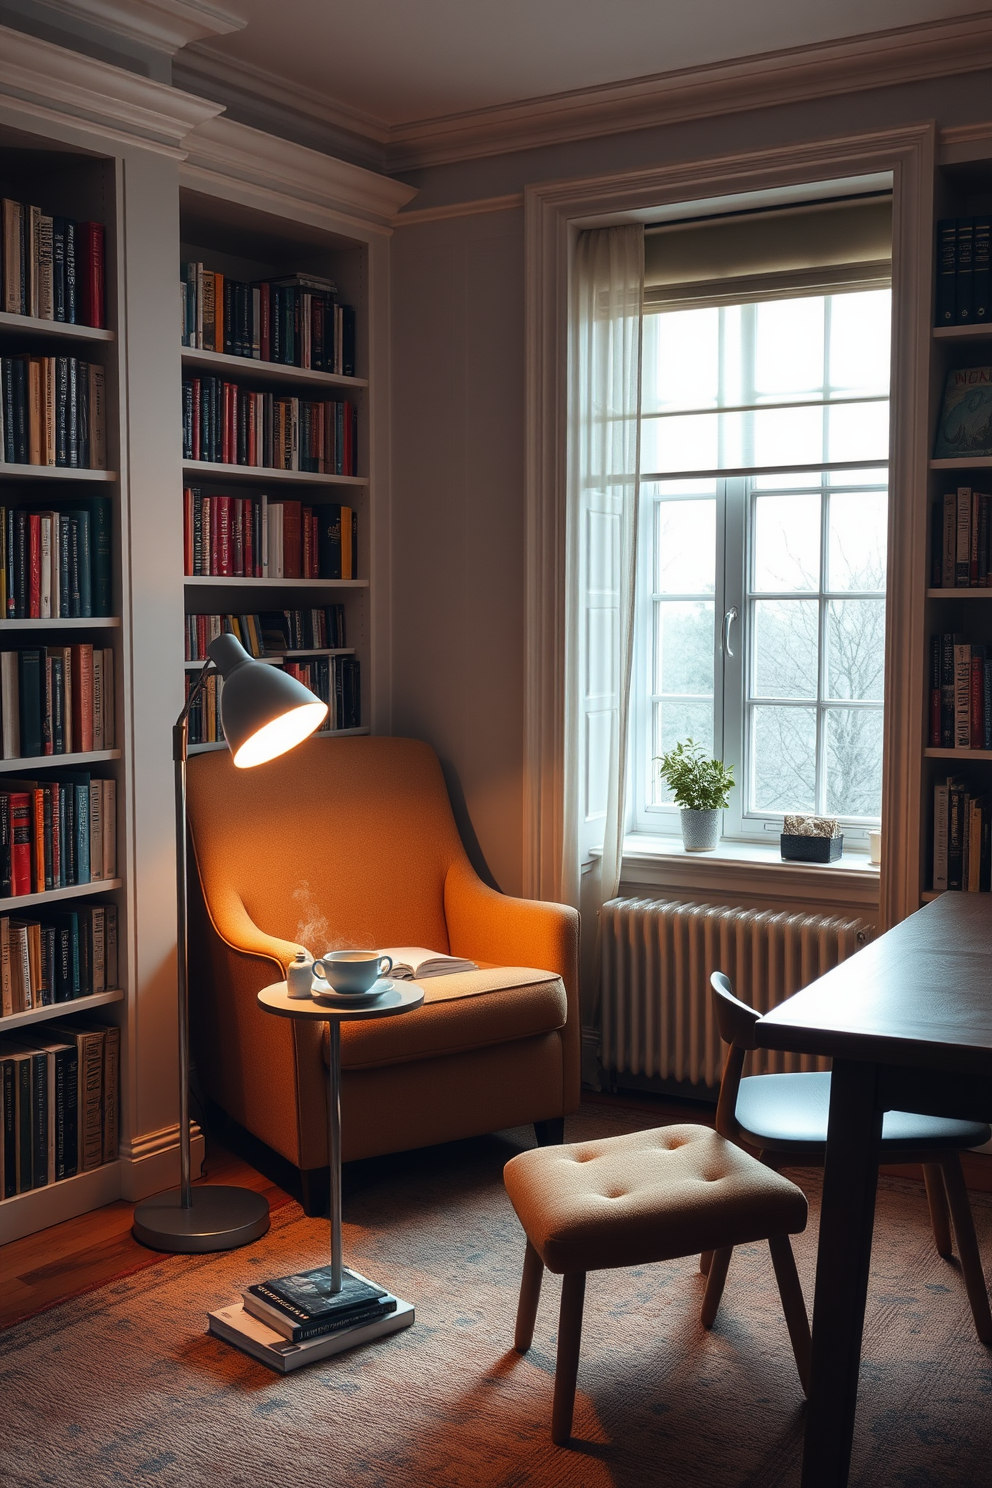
132;1185;270;1253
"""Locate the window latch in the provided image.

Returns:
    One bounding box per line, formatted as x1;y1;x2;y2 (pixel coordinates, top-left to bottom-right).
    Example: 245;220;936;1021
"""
722;606;738;658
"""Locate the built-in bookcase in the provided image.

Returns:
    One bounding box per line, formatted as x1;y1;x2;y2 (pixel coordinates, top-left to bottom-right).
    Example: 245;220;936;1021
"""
0;135;128;1232
923;146;992;900
178;192;372;754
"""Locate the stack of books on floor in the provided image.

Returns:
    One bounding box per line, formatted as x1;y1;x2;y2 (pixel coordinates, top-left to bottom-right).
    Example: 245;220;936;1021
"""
208;1264;413;1371
0;1017;119;1196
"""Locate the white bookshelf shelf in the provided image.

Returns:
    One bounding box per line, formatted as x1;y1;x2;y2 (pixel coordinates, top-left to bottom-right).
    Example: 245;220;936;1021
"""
0;1159;122;1232
0;464;116;482
0;749;120;770
188;726;369;755
181;346;367;390
184;576;367;589
927;588;992;597
0;310;114;343
933;324;992;340
931;457;992;470
0;617;120;630
183;648;353;668
924;747;992;760
182;460;366;488
0;986;123;1033
0;878;122;913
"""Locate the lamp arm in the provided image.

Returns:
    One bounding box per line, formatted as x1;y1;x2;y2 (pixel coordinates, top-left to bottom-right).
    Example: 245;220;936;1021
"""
174;660;217;759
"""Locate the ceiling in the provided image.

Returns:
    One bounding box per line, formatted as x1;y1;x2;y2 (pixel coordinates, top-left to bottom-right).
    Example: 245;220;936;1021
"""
185;0;992;132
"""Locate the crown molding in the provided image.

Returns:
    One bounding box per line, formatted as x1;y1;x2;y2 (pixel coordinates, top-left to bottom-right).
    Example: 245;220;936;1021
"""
392;192;523;227
181;114;417;233
939;119;992;165
0;22;223;154
175;42;390;146
387;12;992;170
176;11;992;176
40;0;244;53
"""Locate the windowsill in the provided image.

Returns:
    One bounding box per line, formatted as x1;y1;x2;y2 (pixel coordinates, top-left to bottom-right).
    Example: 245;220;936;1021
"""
589;834;881;909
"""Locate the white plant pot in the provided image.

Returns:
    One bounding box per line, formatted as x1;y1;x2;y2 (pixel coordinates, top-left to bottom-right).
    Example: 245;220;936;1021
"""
680;808;721;852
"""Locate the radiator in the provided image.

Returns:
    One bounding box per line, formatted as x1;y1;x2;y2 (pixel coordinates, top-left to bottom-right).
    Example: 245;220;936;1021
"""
601;898;874;1086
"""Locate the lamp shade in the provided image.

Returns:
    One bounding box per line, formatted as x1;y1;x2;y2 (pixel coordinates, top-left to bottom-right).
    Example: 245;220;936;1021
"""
206;633;328;768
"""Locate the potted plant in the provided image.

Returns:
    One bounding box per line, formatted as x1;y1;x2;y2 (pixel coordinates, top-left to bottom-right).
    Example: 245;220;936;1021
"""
655;739;735;852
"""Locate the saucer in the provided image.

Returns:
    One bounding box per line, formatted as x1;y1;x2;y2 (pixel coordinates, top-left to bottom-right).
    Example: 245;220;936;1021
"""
310;977;396;1005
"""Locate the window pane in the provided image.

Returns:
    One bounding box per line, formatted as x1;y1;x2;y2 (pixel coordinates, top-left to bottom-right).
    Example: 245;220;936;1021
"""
653;700;714;803
825;708;883;817
753;494;820;591
656;499;716;593
753;600;819;699
829;290;891;395
656;601;714;695
751;705;817;812
826;600;886;700
828;491;887;591
825;399;889;464
643;306;719;414
754;297;824;399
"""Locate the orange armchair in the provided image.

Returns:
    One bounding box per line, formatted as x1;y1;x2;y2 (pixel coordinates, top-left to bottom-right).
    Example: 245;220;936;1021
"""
186;736;579;1213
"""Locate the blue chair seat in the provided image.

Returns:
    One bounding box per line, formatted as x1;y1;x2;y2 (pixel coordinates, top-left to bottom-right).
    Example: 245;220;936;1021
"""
736;1070;990;1153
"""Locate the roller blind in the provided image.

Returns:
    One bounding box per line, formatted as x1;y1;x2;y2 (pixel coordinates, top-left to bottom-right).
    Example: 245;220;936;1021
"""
644;195;891;310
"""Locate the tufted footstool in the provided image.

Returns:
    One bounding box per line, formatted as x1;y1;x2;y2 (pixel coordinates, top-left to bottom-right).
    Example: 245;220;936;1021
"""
503;1123;811;1445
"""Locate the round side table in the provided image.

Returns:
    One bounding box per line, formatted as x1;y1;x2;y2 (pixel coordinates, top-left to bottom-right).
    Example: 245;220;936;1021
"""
258;979;424;1294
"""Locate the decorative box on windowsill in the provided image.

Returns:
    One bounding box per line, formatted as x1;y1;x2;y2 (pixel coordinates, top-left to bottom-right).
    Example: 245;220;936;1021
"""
780;833;844;864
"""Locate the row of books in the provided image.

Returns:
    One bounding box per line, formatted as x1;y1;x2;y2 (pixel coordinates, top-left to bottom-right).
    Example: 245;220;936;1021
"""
2;201;105;327
0;902;117;1015
2;499;113;618
1;356;107;469
933;367;992;460
180;266;356;374
0;774;116;896
936;217;991;327
181;376;358;474
1;645;114;760
932;777;992;892
187;655;360;743
0;1018;119;1198
929;634;992;750
183;490;357;580
184;608;347;661
931;487;992;587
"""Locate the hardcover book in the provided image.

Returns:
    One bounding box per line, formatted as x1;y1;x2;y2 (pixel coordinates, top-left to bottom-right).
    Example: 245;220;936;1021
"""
934;367;992;458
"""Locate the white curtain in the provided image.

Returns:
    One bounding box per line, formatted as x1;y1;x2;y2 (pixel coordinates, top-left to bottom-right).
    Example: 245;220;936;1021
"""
562;225;643;1029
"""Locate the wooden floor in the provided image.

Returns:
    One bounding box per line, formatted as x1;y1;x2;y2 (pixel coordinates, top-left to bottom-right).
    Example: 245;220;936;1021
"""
0;1141;289;1330
2;1094;989;1331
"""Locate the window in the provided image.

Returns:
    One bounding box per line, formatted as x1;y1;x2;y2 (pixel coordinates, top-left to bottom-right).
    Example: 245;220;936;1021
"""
630;285;891;846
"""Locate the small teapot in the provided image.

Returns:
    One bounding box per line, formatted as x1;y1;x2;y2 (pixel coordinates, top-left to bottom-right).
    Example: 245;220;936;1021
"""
286;949;314;999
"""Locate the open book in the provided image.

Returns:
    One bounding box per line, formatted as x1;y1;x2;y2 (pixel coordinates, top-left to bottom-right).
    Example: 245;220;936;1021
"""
379;946;478;980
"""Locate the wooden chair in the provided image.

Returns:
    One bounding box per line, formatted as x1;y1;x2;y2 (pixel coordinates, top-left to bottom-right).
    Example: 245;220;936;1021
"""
706;971;992;1342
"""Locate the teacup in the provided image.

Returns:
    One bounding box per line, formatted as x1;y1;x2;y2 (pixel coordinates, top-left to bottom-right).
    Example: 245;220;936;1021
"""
311;950;393;995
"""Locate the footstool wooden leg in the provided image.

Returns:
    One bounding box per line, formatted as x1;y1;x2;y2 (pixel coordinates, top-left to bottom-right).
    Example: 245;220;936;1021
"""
700;1246;733;1328
767;1233;811;1395
941;1155;992;1344
699;1249;713;1275
515;1240;544;1352
923;1163;953;1258
551;1271;586;1446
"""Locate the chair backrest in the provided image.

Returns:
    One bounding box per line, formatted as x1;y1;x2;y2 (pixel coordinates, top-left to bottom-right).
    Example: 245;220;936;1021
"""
186;735;470;955
711;971;760;1142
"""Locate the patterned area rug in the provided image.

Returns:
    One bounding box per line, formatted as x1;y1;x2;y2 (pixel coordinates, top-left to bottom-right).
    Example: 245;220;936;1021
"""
2;1103;991;1488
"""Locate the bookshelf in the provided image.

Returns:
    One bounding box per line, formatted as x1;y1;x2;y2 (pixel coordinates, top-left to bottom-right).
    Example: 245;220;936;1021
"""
0;138;128;1236
178;188;376;750
923;142;992;900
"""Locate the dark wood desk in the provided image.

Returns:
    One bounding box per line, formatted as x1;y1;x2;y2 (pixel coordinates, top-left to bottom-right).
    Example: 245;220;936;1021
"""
756;894;992;1488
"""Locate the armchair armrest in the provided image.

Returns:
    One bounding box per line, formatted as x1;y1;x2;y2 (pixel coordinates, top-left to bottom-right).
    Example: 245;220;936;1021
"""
443;856;580;1109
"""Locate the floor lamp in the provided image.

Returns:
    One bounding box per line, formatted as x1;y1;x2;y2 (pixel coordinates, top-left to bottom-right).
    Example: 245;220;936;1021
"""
132;633;328;1252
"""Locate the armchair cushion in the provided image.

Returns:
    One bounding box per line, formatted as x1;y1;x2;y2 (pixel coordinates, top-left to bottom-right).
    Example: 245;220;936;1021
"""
333;967;568;1071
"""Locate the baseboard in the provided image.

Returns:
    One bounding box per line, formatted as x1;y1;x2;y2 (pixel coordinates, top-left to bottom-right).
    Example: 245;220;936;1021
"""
118;1123;206;1202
